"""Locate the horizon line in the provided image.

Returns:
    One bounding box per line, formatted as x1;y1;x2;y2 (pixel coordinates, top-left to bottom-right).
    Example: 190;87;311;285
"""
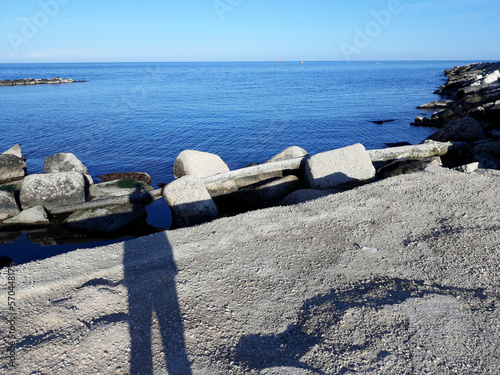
1;59;498;65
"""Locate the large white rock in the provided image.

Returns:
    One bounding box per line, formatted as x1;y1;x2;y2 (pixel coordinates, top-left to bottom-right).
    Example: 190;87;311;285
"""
44;152;93;185
20;172;86;210
163;175;219;228
3;205;50;227
305;144;376;189
173;150;237;196
482;70;500;85
0;191;21;221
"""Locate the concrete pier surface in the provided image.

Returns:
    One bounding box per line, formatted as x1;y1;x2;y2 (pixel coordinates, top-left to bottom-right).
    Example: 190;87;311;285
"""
4;167;500;374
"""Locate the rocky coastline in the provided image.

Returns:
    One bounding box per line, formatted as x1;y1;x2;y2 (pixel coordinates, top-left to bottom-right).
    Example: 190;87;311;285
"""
0;77;84;86
1;62;500;261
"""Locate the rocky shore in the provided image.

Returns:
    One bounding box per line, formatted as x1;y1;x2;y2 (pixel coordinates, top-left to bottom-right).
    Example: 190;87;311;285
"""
0;77;84;86
2;62;500;256
1;62;499;374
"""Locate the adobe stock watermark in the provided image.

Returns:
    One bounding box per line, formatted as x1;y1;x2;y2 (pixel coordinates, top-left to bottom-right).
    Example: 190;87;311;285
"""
213;0;243;21
7;0;72;54
340;0;407;61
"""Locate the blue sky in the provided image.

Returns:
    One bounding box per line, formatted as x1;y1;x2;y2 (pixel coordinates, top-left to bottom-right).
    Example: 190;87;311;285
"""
0;0;499;63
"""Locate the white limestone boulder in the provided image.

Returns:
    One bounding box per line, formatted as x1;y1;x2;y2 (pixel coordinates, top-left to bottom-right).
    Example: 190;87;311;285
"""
173;150;237;197
163;175;219;228
305;144;376;190
20;172;86;210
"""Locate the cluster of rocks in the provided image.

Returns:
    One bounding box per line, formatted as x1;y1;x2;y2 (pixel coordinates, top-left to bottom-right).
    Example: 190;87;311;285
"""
0;145;155;235
0;77;83;86
412;62;500;169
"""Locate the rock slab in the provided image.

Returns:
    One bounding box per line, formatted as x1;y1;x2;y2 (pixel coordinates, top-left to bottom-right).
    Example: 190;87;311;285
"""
44;152;93;185
163;175;219;228
3;205;50;227
20;172;86;210
0;154;27;184
427;117;485;142
0;191;21;221
305;143;375;189
63;203;146;232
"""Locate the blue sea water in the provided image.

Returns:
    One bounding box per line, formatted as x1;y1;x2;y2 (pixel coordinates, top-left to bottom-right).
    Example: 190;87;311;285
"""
0;60;474;264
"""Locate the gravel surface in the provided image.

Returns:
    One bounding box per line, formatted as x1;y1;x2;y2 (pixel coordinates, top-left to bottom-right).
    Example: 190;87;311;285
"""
2;167;499;374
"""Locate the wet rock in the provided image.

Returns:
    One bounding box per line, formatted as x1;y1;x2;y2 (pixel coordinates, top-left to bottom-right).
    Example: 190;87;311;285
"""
3;205;50;228
305;144;376;190
97;172;151;185
90;179;153;199
20;172;86;210
44;152;93;185
163;175;219;228
426;117;485;142
0;191;21;221
0;154;27;184
173;150;237;197
62;203;146;233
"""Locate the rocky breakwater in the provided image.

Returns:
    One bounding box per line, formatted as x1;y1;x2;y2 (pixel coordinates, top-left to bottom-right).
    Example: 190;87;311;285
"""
162;141;460;229
413;61;500;169
0;145;157;239
0;77;84;86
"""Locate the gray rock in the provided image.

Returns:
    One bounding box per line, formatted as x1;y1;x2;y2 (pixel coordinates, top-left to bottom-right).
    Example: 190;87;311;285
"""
426;117;485;142
377;157;442;179
0;179;24;193
430;108;456;123
251;175;300;202
3;205;50;227
265;146;308;163
416;100;453;109
173;150;237;197
62;203;146;232
454;162;480;173
0;191;20;221
44;152;93;185
305;143;376;189
90;179;153;199
0;154;27;184
163;175;219;228
2;144;25;160
281;189;336;206
20;172;86;210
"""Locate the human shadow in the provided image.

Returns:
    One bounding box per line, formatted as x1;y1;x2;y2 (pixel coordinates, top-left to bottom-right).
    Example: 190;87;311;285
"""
123;230;192;374
233;277;497;373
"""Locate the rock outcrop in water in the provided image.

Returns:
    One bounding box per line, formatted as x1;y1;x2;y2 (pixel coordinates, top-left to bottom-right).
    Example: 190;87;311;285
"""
0;77;84;86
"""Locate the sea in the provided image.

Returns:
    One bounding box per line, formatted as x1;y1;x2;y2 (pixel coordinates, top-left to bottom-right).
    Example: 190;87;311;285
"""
0;60;478;264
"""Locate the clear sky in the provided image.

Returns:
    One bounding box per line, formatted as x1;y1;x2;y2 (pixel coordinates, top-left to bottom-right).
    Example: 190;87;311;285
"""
1;0;499;63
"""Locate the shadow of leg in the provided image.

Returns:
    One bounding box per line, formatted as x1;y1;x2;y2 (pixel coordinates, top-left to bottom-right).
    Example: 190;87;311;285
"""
124;232;192;374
